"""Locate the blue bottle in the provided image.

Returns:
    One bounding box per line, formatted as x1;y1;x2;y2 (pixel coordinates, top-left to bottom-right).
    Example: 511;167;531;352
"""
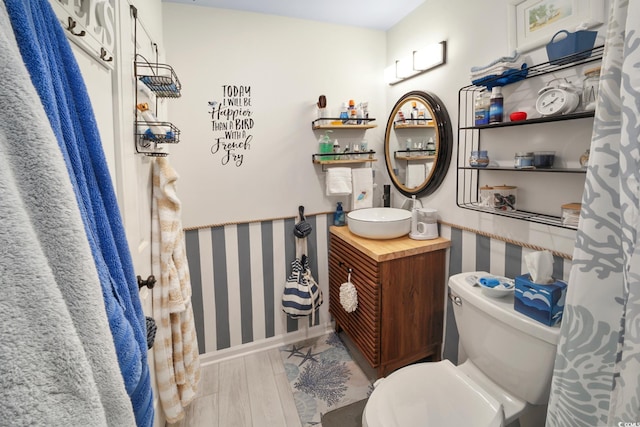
334;202;345;226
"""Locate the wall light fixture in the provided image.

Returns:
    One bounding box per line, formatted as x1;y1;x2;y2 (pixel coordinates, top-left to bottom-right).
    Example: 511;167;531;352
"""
384;41;447;85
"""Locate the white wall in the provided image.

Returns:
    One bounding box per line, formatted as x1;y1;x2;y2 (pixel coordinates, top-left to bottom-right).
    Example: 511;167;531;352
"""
385;0;609;256
162;3;387;228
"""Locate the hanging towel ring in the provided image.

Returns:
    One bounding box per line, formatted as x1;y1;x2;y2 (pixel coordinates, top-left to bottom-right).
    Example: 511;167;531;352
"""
340;271;358;313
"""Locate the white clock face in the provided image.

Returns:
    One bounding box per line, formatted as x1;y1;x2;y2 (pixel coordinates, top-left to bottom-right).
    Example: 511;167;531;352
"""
536;88;579;116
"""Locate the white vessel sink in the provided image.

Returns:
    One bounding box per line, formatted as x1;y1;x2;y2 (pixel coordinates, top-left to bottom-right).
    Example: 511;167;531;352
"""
347;208;411;240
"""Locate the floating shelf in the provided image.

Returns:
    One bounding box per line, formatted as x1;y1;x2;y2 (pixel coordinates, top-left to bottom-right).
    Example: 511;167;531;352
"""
312;117;376;130
394;120;435;129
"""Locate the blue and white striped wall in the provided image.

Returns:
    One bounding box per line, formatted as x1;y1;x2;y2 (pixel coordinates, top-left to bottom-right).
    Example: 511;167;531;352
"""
184;215;572;364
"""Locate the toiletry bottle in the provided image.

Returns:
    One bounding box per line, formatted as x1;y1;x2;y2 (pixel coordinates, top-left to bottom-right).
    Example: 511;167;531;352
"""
411;101;419;121
410;195;419;235
489;87;504;124
334;202;345;226
474;90;490;125
348;99;357;125
137;103;165;137
340;102;349;124
333;138;341;160
318;130;332;158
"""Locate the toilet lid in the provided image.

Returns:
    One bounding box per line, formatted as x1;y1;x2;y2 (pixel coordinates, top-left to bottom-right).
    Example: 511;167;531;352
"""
363;360;503;427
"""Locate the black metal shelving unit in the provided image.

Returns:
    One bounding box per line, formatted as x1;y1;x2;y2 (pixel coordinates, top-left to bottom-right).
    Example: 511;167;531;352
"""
456;45;604;230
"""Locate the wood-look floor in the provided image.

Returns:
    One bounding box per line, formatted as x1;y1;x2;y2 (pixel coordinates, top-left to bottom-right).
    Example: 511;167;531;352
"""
167;348;302;427
166;332;377;427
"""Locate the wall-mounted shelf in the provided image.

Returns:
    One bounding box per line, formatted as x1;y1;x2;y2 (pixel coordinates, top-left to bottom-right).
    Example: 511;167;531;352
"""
457;45;603;230
394;150;436;161
312;118;376;130
136;61;182;98
394;120;435;129
312;152;377;171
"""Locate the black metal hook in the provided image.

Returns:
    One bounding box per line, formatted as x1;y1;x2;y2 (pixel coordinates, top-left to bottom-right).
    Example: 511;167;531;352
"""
100;47;113;62
298;205;305;221
137;275;156;290
338;261;353;274
66;17;86;37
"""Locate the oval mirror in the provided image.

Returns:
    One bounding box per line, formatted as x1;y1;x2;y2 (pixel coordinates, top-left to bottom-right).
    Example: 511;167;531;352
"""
384;91;453;197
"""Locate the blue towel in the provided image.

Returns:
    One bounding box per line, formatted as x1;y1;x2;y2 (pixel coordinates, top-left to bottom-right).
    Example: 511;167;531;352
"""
472;64;529;90
4;1;153;426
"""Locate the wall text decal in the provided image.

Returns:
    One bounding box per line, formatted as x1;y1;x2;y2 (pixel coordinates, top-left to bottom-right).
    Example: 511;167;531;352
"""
209;85;253;167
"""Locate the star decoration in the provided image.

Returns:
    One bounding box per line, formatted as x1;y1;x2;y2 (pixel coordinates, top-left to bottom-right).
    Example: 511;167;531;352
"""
281;344;304;359
297;347;320;366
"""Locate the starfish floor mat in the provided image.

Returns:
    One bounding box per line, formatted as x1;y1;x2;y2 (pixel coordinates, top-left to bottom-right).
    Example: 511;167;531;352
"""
280;333;372;426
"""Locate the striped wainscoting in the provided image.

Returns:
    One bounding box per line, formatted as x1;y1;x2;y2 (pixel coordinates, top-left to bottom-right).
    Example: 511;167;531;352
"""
184;214;334;361
184;215;573;364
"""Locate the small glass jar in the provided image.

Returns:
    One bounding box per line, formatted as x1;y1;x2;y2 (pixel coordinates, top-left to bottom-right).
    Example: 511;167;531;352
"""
469;150;490;167
479;185;494;207
582;67;601;111
514;152;534;168
492;185;517;211
561;203;581;227
580;149;590;168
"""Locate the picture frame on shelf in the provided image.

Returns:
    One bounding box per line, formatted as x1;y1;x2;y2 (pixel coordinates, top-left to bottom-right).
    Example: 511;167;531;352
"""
507;0;605;53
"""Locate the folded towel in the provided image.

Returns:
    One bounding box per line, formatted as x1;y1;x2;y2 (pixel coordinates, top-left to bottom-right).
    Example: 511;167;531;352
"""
470;51;520;72
351;168;373;210
471;64;529;90
326;167;352;196
470;59;525;78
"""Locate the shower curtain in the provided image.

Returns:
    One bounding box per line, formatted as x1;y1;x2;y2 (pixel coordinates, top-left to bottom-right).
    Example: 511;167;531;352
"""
546;1;640;426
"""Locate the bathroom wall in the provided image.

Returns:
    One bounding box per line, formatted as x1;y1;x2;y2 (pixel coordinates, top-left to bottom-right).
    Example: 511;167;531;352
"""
162;1;608;361
162;3;387;229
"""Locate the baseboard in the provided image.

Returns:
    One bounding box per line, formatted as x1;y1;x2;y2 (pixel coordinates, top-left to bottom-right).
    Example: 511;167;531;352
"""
198;322;335;366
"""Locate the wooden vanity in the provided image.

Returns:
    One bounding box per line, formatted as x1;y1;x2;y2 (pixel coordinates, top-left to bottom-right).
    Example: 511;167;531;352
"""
328;226;450;378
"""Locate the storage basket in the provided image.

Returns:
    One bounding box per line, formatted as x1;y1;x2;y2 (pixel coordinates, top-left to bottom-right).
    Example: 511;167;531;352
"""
546;30;597;65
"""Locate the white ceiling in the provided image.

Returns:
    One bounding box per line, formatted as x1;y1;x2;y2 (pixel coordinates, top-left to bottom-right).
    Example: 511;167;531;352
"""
162;0;426;31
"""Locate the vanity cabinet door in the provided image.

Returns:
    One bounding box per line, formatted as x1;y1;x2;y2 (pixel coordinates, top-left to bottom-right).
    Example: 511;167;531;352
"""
328;235;381;368
379;249;446;375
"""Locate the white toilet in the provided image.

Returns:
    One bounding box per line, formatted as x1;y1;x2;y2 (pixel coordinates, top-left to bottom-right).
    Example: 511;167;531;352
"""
362;271;561;427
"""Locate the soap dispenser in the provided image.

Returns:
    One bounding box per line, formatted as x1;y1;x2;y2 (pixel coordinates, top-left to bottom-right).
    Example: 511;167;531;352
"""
334;202;345;226
410;196;419;235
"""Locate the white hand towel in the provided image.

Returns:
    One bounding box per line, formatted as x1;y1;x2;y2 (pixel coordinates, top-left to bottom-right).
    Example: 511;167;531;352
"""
406;163;426;189
351;168;374;210
326;167;352;196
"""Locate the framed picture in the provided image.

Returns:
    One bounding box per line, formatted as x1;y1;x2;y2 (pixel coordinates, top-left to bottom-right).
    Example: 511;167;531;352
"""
508;0;605;53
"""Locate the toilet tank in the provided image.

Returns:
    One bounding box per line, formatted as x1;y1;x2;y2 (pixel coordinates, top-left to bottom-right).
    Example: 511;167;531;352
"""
448;272;561;405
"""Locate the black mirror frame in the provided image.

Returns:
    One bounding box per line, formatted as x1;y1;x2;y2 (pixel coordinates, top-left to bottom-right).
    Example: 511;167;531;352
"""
384;90;453;197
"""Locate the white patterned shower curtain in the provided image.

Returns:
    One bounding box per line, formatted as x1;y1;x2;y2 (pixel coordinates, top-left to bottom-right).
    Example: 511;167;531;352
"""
546;1;640;426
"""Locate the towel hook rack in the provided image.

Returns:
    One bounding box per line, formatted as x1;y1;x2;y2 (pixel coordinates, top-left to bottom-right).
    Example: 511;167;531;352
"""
100;47;113;62
66;17;85;37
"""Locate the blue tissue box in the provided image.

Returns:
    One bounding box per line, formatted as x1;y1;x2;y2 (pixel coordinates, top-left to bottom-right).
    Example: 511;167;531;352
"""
546;30;597;65
514;274;567;326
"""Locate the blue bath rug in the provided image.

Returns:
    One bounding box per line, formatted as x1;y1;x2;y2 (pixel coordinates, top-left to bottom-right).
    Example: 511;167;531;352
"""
280;333;373;426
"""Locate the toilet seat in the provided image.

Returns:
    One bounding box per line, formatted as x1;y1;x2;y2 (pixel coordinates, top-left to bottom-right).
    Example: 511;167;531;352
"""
362;360;504;427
